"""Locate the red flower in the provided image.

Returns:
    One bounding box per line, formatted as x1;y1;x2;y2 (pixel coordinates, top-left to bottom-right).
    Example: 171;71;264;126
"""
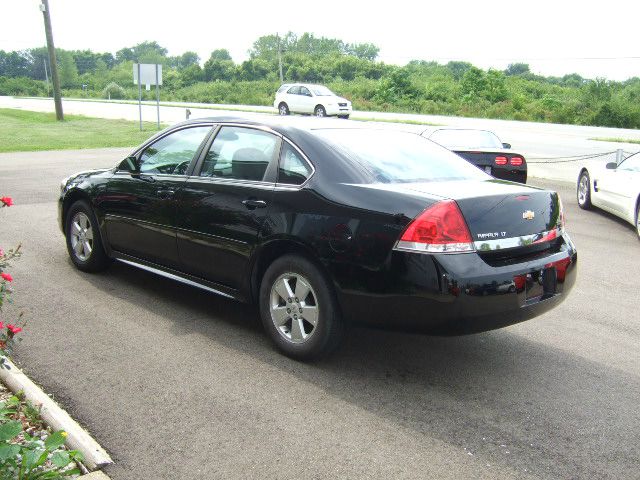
6;325;22;335
0;273;12;282
0;249;4;257
0;197;13;207
0;322;3;330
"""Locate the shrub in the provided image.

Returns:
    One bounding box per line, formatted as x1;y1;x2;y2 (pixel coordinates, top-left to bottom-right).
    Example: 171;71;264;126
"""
103;82;126;100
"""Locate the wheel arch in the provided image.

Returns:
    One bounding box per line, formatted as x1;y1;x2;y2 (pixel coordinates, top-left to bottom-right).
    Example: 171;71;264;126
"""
62;190;112;256
61;189;93;233
250;238;334;305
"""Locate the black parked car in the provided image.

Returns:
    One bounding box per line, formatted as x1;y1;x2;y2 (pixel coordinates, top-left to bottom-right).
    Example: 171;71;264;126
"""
59;117;576;359
424;128;528;183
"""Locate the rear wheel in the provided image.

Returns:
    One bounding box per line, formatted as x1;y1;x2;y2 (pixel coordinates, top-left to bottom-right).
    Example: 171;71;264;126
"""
278;103;289;116
577;170;592;209
259;254;343;360
314;105;327;118
65;200;110;272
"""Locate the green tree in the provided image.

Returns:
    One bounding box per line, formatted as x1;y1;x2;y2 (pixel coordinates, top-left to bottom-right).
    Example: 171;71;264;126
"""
461;67;487;98
346;43;379;61
58;50;79;88
446;61;472;81
504;63;530;76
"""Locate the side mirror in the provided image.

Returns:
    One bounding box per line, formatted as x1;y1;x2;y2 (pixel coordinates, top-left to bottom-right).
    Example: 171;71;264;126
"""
118;156;139;173
502;142;511;149
606;162;617;170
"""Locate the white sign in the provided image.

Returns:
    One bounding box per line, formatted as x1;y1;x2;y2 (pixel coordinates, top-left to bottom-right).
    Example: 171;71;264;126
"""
133;64;163;86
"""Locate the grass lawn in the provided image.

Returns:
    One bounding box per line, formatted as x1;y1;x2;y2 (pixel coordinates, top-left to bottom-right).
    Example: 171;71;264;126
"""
0;108;164;153
590;137;640;145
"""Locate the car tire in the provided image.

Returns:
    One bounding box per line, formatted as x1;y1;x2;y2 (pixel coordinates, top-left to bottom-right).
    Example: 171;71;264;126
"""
577;170;592;210
259;254;343;360
65;200;110;272
314;105;327;118
278;103;289;116
636;201;640;240
338;114;350;120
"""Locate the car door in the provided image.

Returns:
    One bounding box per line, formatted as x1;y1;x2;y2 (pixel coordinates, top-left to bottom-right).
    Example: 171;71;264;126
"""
175;125;280;290
102;125;213;268
597;153;640;215
298;86;315;114
286;85;302;113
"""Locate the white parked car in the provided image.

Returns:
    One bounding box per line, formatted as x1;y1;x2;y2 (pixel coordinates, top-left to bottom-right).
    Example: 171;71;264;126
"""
577;152;640;238
274;83;352;119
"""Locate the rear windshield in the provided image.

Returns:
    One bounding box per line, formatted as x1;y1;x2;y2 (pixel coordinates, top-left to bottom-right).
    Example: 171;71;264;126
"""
313;129;490;183
429;129;503;149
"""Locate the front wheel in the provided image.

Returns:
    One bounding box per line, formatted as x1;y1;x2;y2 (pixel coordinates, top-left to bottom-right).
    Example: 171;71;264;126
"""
636;202;640;240
259;255;343;360
314;105;327;118
577;170;592;210
278;103;289;116
65;200;110;272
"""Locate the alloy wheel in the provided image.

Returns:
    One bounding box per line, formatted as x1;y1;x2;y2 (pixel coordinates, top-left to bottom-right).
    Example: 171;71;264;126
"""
270;273;319;344
70;212;94;261
578;175;589;205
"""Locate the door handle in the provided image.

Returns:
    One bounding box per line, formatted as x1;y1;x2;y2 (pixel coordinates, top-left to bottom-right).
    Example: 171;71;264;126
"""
242;199;267;209
157;188;175;199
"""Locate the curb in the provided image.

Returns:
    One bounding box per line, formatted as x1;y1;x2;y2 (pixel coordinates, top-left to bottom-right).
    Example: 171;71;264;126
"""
0;357;113;471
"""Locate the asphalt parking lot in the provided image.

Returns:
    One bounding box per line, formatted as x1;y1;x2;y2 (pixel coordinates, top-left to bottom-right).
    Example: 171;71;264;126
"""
0;147;638;479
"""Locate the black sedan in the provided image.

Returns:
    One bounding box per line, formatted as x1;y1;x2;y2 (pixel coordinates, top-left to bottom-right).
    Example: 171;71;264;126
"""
59;117;576;359
424;128;528;183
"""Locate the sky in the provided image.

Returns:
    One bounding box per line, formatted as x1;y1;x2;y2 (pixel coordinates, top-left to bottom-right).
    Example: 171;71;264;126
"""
2;0;639;81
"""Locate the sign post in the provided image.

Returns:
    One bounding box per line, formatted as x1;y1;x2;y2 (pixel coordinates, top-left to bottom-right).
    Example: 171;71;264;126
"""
133;63;163;131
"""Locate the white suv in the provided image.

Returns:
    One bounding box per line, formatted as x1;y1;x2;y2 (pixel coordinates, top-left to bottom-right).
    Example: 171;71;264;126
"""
274;83;352;119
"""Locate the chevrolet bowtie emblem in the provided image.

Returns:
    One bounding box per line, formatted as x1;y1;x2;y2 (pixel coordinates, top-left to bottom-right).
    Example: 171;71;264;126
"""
522;210;535;220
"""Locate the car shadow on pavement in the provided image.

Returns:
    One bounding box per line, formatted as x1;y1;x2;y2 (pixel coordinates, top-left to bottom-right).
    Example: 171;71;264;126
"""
76;260;639;480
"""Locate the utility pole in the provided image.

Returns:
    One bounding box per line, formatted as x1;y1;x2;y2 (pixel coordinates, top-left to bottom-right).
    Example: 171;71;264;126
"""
40;0;63;120
277;34;284;83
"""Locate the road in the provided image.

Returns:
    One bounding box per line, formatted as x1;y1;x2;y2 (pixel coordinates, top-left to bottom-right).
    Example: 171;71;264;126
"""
0;147;638;479
2;95;640;183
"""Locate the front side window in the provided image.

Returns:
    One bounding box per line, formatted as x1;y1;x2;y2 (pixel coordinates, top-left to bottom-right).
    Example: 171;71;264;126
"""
278;143;313;185
137;126;211;175
200;126;278;182
618;153;640;172
299;86;311;97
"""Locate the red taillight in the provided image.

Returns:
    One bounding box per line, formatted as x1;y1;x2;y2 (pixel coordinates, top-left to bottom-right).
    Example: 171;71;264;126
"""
495;156;508;165
397;200;474;253
510;156;524;166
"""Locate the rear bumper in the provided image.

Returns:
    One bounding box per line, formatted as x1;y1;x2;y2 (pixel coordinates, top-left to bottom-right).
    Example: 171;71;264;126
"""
336;234;577;334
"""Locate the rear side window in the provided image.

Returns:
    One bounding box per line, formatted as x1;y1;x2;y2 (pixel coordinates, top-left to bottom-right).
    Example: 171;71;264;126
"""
200;126;278;182
278;143;313;185
287;86;300;95
137;126;211;175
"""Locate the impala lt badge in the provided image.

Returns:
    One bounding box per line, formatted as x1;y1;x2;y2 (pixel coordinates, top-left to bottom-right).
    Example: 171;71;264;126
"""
523;210;535;220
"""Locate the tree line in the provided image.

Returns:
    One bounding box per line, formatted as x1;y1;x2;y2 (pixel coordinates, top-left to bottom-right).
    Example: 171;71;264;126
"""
1;32;639;129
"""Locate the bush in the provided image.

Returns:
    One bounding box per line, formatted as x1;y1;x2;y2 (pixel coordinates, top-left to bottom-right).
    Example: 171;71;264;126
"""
103;82;126;100
0;77;46;96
